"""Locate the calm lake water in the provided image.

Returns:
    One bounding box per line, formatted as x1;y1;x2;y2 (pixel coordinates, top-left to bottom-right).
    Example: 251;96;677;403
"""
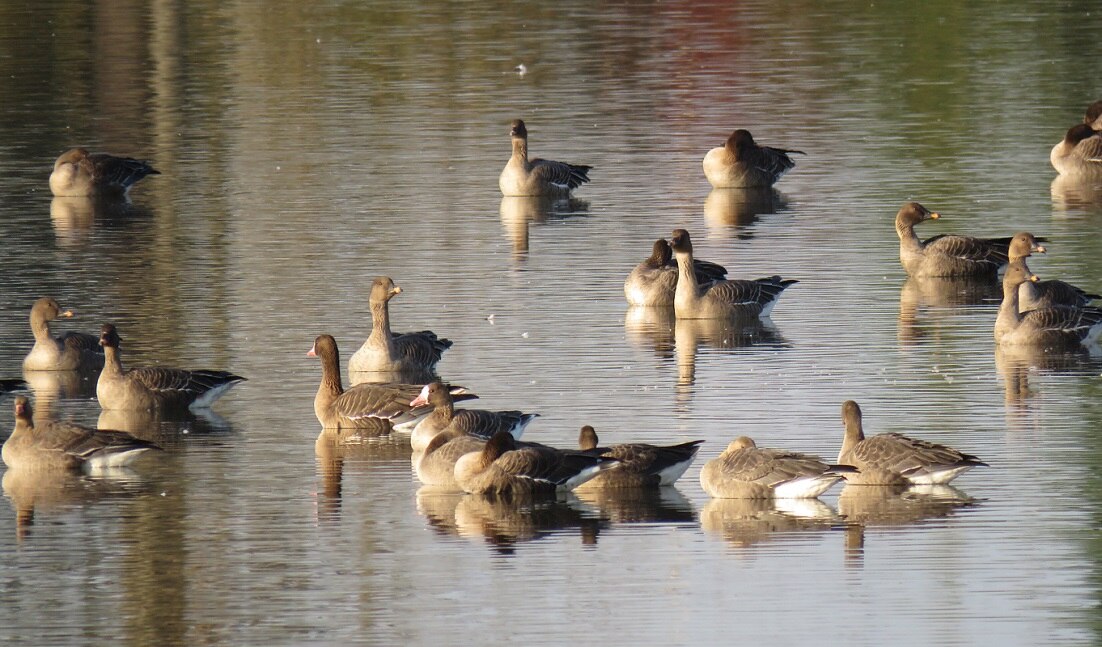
2;1;1102;645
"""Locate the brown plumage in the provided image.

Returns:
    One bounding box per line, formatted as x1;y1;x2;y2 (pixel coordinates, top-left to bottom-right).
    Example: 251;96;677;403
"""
1007;232;1100;310
348;277;452;381
49;148;160;197
1050;124;1102;176
624;238;728;307
454;432;617;498
702;129;804;188
498;119;591;196
22;297;104;372
895;202;1023;277
414;428;488;488
576;425;702;488
700;436;855;499
995;265;1102;346
408;381;537;452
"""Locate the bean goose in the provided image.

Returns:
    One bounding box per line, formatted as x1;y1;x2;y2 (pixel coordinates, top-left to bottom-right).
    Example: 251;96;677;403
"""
4;396;160;471
96;324;245;412
348;277;452;378
414;428;488;488
308;334;475;438
837;400;986;486
624;239;728;307
499;119;591;197
995;264;1102;346
453;431;618;497
49;148;160;197
23;297;104;372
669;229;797;319
575;425;703;488
699;436;855;499
408;382;537;452
895;202;1020;277
1007;232;1100;310
1050;124;1102;176
702;129;805;188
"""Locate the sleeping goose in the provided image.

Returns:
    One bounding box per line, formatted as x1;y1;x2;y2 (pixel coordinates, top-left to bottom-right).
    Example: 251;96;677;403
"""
837;400;986;486
1050;124;1102;176
414;427;488;488
499;119;591;197
895;202;1018;277
575;425;703;488
624;238;728;307
4;396;160;471
1085;100;1102;130
995;264;1102;347
702;129;805;188
408;382;537;452
23;297;104;372
1007;232;1100;310
96;324;245;412
699;436;855;499
49;148;159;197
348;277;452;380
669;229;797;319
453;431;618;497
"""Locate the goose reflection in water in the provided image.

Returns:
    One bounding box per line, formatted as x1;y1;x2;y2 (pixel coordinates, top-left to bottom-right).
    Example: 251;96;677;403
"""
572;486;696;525
703;187;787;239
49;196;152;247
624;306;677;362
699;497;841;551
674;316;788;400
22;368;99;408
498;195;589;260
1051;167;1102;215
97;407;234;447
3;465;150;541
897;275;1001;346
314;434;414;524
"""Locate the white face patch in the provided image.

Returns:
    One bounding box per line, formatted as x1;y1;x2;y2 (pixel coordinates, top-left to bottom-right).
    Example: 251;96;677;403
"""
418;384;431;399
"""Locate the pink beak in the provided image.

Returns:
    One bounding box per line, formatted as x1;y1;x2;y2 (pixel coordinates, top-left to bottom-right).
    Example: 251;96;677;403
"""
306;344;317;357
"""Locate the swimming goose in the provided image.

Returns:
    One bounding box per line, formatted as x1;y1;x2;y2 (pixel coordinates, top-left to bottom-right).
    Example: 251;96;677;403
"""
669;229;797;319
702;129;805;188
96;324;245;412
575;425;703;488
23;297;104;372
624;238;728;307
308;334;475;438
4;396;160;471
837;400;986;486
348;277;452;378
699;436;855;499
49;148;160;197
414;427;488;488
408;382;537;452
453;431;618;497
1007;232;1100;310
995;264;1102;346
895;202;1017;277
1051;124;1102;176
499;119;591;197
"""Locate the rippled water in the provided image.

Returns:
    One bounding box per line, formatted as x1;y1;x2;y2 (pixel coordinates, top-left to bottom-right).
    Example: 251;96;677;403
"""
2;1;1102;645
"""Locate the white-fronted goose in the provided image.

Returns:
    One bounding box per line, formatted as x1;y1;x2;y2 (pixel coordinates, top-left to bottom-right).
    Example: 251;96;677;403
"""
408;382;537;453
4;396;160;471
669;229;797;319
996;264;1102;346
575;425;703;488
702;129;804;189
23;297;104;372
1051;124;1102;176
895;202;1019;277
499;119;591;197
837;400;986;486
414;428;488;488
1008;232;1100;310
96;324;245;412
308;334;475;438
49;148;160;197
699;436;855;499
453;431;618;497
624;238;728;307
348;277;452;378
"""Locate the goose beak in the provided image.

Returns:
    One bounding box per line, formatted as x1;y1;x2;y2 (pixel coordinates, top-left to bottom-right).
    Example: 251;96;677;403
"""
306;344;317;357
391;286;403;296
1034;244;1047;254
929;212;941;220
61;310;74;318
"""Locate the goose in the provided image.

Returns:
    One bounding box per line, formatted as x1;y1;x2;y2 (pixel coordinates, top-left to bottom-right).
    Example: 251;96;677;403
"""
96;324;245;412
699;436;855;499
1007;232;1100;310
453;431;618;497
49;148;159;197
1085;100;1102;130
348;277;452;377
669;228;797;319
308;334;475;438
499;119;591;197
995;264;1102;346
837;400;986;486
575;425;703;488
895;202;1019;277
22;297;104;372
4;396;160;471
1050;124;1102;176
702;129;805;188
408;382;537;452
624;238;728;307
414;428;488;488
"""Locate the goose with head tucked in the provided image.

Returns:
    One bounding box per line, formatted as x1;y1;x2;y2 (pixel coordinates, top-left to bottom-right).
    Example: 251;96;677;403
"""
624;238;728;307
499;119;591;197
348;277;452;380
408;381;537;452
995;264;1102;347
668;229;797;319
1051;124;1102;176
575;425;703;488
702;129;805;189
1007;232;1100;310
23;297;104;372
895;202;1023;277
96;324;245;412
454;431;618;497
414;427;489;488
49;148;159;197
700;436;855;499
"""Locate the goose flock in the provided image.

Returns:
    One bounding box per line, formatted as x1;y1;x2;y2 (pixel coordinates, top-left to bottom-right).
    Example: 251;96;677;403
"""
5;105;1102;512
